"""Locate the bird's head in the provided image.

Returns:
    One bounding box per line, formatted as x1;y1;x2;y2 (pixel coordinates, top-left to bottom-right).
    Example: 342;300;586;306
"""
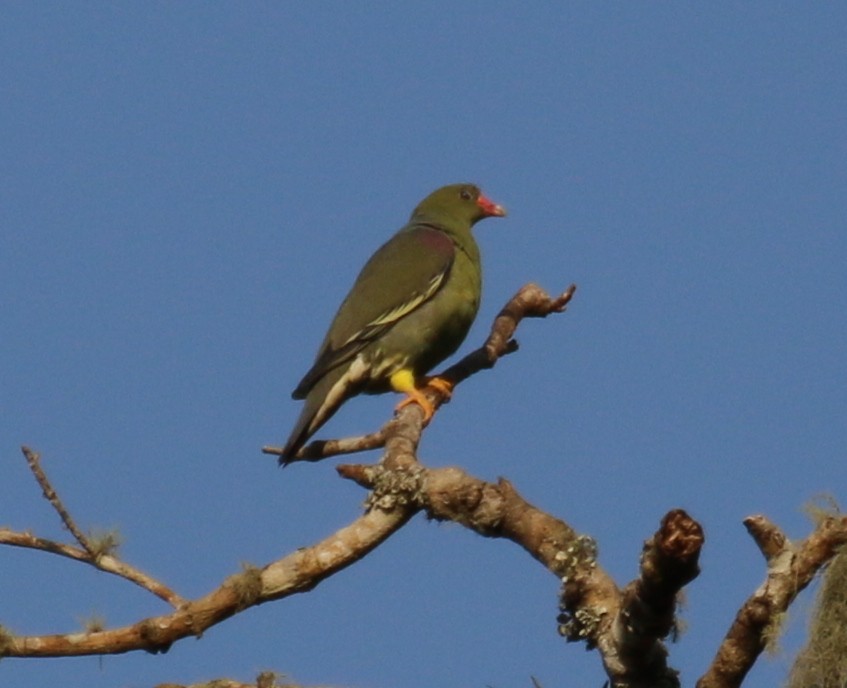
412;183;507;228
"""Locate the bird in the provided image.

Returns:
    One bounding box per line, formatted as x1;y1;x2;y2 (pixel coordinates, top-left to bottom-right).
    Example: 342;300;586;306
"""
279;183;506;465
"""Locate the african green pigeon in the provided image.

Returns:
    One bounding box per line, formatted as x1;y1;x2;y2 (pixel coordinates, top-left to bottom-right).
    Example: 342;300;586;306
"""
280;183;506;464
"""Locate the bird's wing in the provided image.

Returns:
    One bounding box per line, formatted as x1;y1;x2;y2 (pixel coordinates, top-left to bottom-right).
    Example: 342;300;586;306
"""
292;224;455;398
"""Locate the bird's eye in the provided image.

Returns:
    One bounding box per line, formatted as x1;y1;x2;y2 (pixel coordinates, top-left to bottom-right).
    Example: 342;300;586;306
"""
460;188;473;201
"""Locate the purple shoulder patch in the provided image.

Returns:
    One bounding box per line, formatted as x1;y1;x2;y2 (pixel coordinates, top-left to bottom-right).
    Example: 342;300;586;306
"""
416;227;455;257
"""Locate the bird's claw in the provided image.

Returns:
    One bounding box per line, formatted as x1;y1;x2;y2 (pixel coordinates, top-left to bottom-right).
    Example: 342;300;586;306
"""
395;391;436;424
424;376;454;399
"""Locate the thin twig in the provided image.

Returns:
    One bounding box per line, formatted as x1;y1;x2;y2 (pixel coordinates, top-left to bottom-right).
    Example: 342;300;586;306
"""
21;445;97;557
262;424;393;460
0;528;187;608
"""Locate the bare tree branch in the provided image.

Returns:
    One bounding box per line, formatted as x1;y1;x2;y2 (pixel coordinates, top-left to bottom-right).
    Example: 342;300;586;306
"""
627;509;703;636
696;514;847;688
442;282;576;387
8;278;842;688
6;446;188;608
337;461;694;688
0;527;186;608
22;445;98;556
262;424;393;461
1;503;411;657
602;509;703;687
154;672;313;688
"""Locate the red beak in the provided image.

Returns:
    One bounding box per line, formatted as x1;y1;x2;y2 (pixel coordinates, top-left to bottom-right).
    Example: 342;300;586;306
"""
477;193;507;218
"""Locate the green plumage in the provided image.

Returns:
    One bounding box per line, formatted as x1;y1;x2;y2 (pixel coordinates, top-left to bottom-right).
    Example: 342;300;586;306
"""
281;183;506;464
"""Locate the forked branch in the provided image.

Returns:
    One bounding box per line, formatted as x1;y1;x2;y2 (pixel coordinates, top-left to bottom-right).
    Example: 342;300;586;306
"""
7;278;841;688
1;447;186;608
697;513;847;688
337;462;701;688
2;282;577;659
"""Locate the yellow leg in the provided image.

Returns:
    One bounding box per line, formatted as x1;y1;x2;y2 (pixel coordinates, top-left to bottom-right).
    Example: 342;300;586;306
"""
390;369;435;422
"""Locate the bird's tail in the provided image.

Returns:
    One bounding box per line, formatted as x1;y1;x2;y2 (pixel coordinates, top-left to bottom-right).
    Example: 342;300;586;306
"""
279;367;350;466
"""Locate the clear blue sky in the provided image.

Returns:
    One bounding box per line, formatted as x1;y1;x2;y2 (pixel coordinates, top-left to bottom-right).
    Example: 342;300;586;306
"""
2;4;845;687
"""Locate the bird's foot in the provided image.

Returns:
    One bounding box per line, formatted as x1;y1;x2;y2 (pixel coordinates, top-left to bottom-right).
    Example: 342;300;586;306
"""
395;389;436;424
424;375;454;400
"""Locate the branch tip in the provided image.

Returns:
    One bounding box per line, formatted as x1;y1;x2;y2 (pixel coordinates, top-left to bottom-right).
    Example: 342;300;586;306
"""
335;463;373;487
743;515;787;560
21;445;98;557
